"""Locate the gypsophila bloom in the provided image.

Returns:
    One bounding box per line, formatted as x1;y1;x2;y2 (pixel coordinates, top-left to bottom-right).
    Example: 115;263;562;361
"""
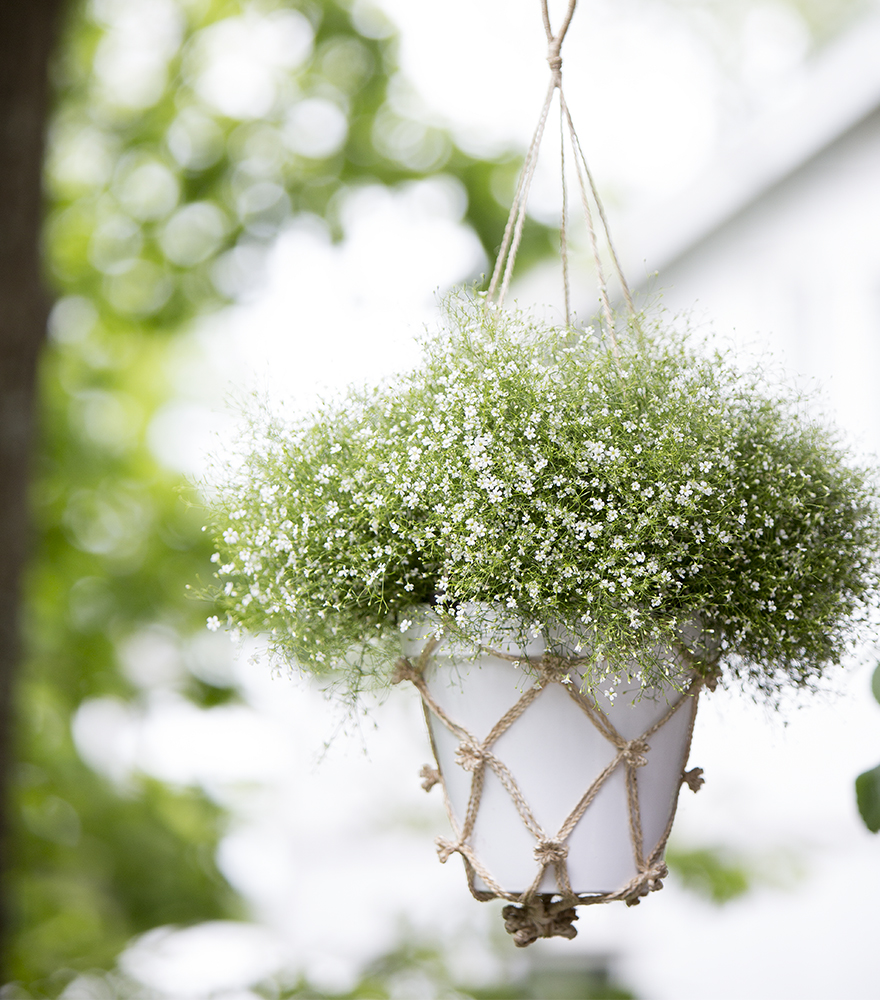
204;295;880;702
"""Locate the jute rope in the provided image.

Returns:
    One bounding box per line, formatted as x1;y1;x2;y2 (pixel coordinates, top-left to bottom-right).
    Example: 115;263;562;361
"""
486;0;636;356
392;640;709;947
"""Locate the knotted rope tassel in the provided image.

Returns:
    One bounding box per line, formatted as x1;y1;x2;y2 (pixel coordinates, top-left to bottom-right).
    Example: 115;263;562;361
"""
502;896;579;948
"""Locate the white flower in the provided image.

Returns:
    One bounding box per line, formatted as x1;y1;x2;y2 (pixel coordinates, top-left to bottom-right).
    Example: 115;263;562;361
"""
206;616;221;632
399;619;413;633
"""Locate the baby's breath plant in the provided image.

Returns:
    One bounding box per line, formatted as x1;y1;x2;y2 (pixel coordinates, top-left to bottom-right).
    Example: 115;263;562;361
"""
207;297;880;701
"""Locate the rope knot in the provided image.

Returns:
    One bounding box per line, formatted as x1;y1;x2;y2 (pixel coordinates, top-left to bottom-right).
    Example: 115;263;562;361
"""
682;766;705;792
534;839;568;866
621;738;650;768
390;657;420;686
502;899;578;948
547;49;563;80
539;655;575;686
420;764;441;792
435;837;459;864
624;863;668;906
455;740;486;772
701;666;721;692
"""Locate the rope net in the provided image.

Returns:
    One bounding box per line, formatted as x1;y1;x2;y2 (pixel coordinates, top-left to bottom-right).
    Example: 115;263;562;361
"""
393;639;709;947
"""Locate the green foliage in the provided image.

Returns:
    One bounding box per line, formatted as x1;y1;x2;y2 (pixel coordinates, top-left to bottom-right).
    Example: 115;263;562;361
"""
665;846;751;904
10;290;242;984
44;0;550;325
666;842;803;904
253;941;637;999
11;311;242;985
10;769;240;988
5;941;639;1000
855;764;880;834
855;663;880;833
209;298;880;701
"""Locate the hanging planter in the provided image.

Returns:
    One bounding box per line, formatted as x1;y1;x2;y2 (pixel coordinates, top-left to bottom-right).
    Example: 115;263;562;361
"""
205;0;880;946
398;615;707;945
206;299;880;941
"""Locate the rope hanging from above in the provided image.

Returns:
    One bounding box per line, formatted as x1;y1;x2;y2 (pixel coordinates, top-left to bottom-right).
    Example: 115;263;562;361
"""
486;0;636;352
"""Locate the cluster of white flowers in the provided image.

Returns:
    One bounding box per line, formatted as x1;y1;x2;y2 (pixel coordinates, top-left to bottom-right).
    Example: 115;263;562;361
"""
208;299;880;699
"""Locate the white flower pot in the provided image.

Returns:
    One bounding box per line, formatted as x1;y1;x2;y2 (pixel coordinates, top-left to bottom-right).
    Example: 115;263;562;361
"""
400;616;703;915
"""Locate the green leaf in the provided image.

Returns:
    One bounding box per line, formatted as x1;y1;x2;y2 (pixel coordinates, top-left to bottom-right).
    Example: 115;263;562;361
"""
665;846;751;904
871;662;880;705
856;764;880;833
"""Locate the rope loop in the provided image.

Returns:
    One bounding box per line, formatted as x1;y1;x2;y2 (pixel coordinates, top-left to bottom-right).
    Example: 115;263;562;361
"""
541;0;578;52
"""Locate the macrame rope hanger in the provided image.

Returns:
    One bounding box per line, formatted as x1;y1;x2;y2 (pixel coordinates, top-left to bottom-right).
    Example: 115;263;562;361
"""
486;0;637;355
393;642;708;945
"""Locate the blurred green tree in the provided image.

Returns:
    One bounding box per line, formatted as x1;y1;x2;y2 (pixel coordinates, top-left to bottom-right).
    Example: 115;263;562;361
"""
6;0;554;991
0;0;871;994
0;0;65;984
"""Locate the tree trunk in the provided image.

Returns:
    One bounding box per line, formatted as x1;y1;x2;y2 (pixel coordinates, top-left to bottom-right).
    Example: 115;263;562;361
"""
0;0;63;977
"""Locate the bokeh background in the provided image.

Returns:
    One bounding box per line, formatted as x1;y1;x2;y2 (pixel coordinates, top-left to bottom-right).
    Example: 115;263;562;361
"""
8;0;880;996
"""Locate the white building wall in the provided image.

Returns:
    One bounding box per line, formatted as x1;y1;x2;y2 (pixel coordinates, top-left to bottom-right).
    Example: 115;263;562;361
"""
595;104;880;1000
652;107;880;456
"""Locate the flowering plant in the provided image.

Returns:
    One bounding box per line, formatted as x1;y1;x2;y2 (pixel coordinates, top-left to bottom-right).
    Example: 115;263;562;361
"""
207;298;880;702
